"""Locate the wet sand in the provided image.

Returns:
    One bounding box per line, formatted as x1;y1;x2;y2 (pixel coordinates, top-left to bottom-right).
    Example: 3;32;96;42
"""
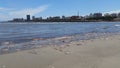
0;35;120;68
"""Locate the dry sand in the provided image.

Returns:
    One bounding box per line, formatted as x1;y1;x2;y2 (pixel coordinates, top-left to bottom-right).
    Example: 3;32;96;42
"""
0;35;120;68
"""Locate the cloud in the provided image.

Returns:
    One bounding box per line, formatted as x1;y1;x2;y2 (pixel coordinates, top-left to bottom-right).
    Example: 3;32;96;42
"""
0;5;49;21
0;13;10;20
0;7;5;10
9;5;48;18
0;7;13;11
104;10;120;14
0;7;8;11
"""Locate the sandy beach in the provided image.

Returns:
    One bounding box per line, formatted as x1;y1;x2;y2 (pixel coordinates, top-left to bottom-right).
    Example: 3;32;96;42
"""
0;35;120;68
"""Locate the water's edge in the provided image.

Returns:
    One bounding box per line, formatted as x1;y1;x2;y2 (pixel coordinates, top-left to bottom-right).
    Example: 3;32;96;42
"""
0;32;119;55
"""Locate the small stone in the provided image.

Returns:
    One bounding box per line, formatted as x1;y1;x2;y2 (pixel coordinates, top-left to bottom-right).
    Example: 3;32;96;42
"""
76;43;82;46
29;50;38;55
62;40;65;43
66;45;70;47
54;47;58;50
59;49;63;52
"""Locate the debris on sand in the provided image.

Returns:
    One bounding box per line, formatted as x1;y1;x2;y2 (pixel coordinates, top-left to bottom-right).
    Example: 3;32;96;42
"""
58;48;63;52
66;44;70;47
76;43;82;46
53;47;63;52
28;50;38;55
53;47;58;50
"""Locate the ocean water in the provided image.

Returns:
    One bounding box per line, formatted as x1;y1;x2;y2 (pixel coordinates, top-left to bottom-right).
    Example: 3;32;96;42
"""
0;22;120;42
0;22;120;54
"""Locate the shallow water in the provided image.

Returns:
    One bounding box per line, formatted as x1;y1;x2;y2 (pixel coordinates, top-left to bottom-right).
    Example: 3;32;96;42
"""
0;22;120;54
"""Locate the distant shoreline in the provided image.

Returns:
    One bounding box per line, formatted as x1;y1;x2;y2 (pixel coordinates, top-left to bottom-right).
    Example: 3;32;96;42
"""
6;21;120;23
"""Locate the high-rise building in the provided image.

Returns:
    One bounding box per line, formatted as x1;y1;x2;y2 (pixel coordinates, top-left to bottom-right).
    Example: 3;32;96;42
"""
104;13;111;17
32;16;35;21
26;15;31;21
118;13;120;18
111;13;117;17
93;13;102;18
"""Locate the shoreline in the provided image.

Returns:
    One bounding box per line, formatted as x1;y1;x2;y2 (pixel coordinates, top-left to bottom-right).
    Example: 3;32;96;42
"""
0;33;120;68
0;32;119;54
1;21;120;23
0;32;119;55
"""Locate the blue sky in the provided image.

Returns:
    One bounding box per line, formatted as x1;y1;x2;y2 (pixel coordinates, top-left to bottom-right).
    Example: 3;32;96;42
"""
0;0;120;20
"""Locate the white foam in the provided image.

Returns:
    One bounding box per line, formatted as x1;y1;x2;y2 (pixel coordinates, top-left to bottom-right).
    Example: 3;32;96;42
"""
115;24;120;26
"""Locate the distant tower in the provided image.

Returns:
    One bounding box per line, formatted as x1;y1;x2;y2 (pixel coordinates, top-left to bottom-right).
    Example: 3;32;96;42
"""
26;15;31;21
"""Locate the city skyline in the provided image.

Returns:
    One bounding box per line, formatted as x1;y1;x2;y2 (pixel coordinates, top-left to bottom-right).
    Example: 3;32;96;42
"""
0;0;120;21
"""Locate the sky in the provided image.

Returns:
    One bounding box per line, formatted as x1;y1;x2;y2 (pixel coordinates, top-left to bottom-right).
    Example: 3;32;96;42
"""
0;0;120;21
